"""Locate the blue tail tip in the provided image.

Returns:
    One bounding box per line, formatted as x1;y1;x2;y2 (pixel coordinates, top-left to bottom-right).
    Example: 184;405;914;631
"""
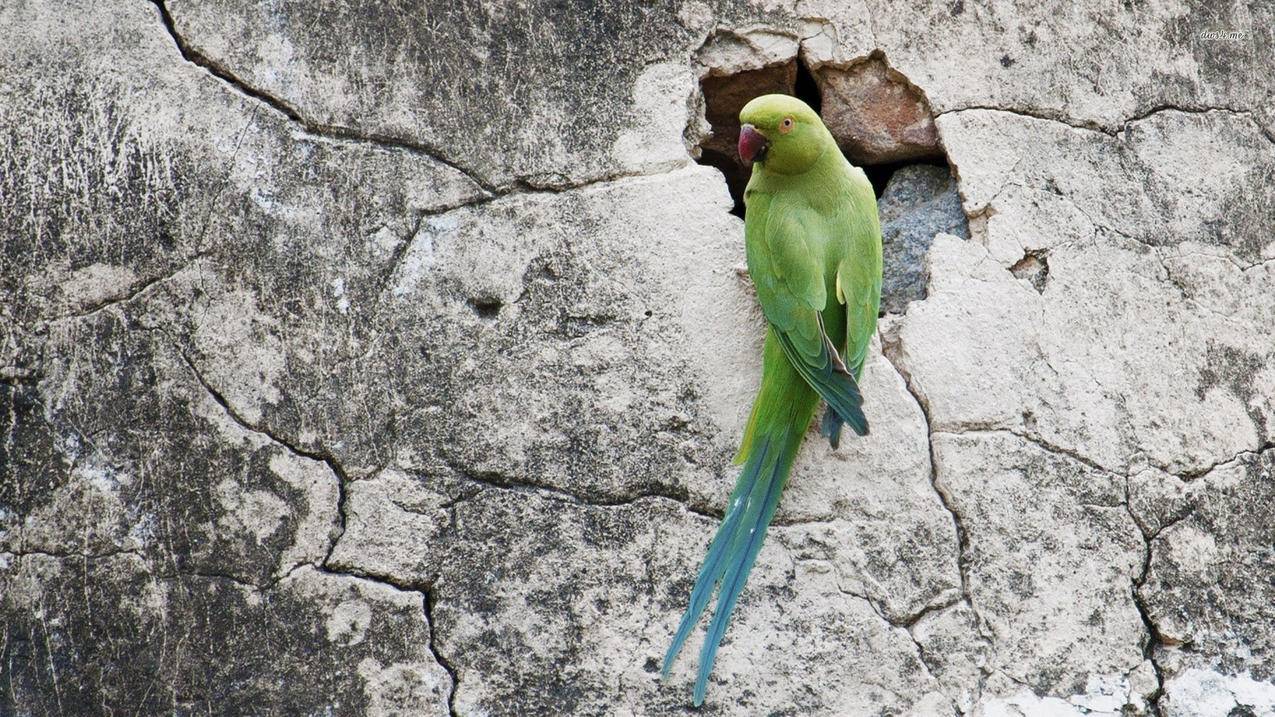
693;683;707;707
820;408;843;449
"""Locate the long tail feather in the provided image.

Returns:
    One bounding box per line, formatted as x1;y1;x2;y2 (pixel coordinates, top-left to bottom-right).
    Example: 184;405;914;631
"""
663;327;823;705
661;436;774;677
692;428;792;705
661;422;804;705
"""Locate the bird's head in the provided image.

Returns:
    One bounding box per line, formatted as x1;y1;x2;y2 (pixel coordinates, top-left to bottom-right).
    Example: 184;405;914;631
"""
737;94;830;175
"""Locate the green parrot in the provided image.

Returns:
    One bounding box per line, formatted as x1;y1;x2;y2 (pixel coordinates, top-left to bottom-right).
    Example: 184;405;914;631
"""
662;94;883;705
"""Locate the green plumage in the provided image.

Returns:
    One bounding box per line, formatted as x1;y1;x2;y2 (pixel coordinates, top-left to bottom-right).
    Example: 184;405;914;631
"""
662;94;883;705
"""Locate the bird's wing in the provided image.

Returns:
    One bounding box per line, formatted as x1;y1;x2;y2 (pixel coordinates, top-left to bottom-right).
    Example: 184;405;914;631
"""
834;190;883;381
746;195;867;435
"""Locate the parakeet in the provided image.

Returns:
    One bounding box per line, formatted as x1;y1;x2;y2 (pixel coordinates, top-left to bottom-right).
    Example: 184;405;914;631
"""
662;94;883;705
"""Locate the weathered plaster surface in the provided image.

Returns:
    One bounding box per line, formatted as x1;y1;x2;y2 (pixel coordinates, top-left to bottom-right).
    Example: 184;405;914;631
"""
2;0;1272;714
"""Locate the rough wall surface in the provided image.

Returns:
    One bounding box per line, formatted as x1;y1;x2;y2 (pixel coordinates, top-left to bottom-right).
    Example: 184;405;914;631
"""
1;1;1272;715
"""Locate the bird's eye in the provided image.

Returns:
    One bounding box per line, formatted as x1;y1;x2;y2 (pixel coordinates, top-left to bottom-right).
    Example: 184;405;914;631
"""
779;117;794;134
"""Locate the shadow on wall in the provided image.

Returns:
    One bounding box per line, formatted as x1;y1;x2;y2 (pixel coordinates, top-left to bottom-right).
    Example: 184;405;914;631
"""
693;48;982;315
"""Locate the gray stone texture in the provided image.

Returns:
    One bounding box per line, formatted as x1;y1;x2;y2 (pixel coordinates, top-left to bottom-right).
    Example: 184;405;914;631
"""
878;164;970;313
3;0;1274;715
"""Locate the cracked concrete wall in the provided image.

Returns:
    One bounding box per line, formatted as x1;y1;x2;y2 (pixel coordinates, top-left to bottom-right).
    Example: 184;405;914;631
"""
1;0;1272;715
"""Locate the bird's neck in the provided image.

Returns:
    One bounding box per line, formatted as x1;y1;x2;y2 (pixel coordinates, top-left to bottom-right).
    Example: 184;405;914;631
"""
753;142;846;191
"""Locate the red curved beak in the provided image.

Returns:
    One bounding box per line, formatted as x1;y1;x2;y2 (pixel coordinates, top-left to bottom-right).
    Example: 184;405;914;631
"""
738;124;769;166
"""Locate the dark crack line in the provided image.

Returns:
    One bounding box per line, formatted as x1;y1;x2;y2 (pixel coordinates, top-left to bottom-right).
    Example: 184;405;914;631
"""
223;558;459;715
315;562;425;594
1131;522;1168;715
47;252;210;323
830;582;953;706
147;0;496;195
174;348;351;574
148;2;694;204
378;162;697;307
323;476;351;571
935;426;1118;476
173;344;712;717
782;530;966;627
1168;440;1275;482
1120;470;1205;715
1122;103;1258;129
906;400;1271;713
442;459;722;521
901;595;964;631
150;560;461;715
310;562;460;717
933;424;1275;486
894;379;974;606
935;103;1260;139
935;105;1114;134
150;0;698;220
837;578;962;635
424;586;462;717
879;343;994;703
373;211;428;310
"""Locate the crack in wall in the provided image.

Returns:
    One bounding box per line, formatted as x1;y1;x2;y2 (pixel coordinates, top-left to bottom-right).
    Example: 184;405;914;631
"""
879;368;1186;711
308;561;461;716
1121;447;1275;714
174;347;351;578
424;586;462;717
1167;440;1275;482
379;162;701;309
148;0;703;204
944;426;1115;475
308;561;464;709
831;582;955;711
147;0;495;195
950;164;1274;484
900;595;965;631
935;103;1264;140
14;6;1265;714
1126;486;1171;716
802;543;963;632
1155;252;1242;326
929;395;1274;486
878;341;994;705
1171;249;1275;275
1095;229;1271;342
36;11;1262;711
313;565;461;717
873;339;1189;711
903;411;1275;713
793;527;969;637
441;459;721;521
45;253;210;324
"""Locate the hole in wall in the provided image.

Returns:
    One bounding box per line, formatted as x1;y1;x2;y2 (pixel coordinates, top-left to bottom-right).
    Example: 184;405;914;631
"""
1010;250;1050;293
692;46;971;314
699;61;796;218
468;296;503;319
792;56;822;115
